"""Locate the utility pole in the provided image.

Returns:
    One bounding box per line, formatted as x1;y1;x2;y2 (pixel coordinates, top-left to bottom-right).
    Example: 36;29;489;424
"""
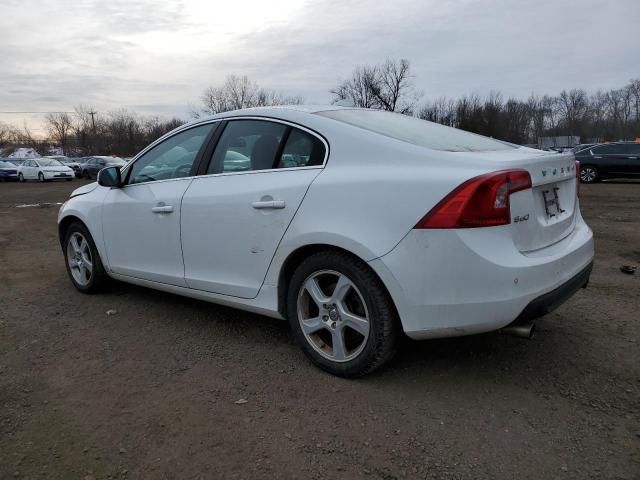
88;110;97;133
88;110;97;155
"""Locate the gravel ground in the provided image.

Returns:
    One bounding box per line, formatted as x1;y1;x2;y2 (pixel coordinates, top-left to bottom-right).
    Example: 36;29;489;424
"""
1;179;639;480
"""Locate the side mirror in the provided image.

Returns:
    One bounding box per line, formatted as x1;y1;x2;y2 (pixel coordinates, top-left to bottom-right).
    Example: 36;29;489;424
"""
98;166;122;187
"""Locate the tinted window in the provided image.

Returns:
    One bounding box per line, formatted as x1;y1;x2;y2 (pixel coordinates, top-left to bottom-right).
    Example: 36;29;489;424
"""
591;144;621;155
622;143;640;155
277;129;325;168
209;120;287;174
317;109;514;152
128;124;213;184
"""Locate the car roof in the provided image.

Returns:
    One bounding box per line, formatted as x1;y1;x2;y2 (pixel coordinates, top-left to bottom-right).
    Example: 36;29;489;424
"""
188;104;354;125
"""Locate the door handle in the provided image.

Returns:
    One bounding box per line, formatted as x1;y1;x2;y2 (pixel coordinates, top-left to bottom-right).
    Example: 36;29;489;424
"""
151;204;174;213
252;200;285;209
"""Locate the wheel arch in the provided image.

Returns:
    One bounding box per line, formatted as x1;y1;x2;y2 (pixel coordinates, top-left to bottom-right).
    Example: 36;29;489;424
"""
58;214;86;246
276;243;399;320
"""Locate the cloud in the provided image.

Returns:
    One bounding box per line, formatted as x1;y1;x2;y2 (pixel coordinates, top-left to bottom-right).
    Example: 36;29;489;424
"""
0;0;638;133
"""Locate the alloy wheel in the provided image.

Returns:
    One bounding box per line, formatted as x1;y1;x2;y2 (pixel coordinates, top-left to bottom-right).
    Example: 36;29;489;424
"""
297;270;370;362
38;172;44;182
580;166;597;183
66;232;93;286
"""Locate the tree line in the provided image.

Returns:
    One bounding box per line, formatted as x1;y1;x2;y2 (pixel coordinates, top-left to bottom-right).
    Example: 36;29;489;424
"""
1;59;638;157
0;107;184;157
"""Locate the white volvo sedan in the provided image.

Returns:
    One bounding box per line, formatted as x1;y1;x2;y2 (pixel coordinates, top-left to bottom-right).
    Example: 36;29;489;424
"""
58;106;594;377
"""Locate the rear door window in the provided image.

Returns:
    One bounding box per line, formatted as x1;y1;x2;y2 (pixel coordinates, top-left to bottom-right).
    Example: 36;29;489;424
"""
592;144;621;155
208;120;288;174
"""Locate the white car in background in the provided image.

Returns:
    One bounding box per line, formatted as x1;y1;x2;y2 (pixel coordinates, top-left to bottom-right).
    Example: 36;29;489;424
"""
18;158;74;182
57;106;594;377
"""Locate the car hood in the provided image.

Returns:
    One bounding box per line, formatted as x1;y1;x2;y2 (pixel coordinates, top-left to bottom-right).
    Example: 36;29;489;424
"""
42;166;73;172
70;182;98;198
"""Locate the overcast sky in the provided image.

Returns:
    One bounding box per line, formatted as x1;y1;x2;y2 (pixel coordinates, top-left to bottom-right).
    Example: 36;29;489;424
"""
1;0;638;134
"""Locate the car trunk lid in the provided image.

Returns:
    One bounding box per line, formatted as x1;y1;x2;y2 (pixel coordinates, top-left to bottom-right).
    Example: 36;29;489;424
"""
453;148;578;252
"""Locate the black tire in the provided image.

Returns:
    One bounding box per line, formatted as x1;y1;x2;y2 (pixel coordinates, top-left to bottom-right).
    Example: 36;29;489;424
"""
83;170;90;179
38;172;45;182
62;222;109;293
287;250;398;377
580;165;599;183
18;172;24;182
66;178;72;182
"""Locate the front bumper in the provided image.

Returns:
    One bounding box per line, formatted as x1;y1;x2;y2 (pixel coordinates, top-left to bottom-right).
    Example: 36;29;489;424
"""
44;171;73;180
369;213;594;340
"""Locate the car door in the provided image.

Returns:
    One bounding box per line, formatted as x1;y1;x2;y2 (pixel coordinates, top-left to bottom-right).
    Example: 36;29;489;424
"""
621;143;640;175
101;123;217;286
83;159;94;176
26;160;37;178
589;144;625;174
181;119;327;298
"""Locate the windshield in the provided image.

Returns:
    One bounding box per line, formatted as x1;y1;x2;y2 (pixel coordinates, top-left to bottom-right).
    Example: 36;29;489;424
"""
38;159;63;167
316;109;515;152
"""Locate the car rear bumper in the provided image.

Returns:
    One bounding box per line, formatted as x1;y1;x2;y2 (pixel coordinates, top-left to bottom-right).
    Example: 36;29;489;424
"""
508;260;592;325
368;211;594;340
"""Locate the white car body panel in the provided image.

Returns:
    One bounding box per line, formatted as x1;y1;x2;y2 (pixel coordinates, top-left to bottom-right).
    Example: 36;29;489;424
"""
181;168;322;298
102;178;194;286
58;106;594;340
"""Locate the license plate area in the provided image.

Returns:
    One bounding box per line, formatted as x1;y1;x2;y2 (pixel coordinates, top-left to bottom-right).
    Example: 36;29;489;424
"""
540;184;565;219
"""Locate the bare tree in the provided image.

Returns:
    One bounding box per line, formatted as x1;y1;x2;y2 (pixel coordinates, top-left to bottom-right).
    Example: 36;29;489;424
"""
44;112;74;154
418;97;456;126
200;74;303;115
556;89;589;135
331;59;422;113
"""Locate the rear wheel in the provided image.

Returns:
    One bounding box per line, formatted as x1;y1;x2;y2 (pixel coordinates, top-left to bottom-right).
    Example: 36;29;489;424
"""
63;222;108;293
287;251;398;377
580;165;599;183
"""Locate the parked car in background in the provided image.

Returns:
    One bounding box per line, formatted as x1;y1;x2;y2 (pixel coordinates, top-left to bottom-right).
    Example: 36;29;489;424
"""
0;160;19;181
17;158;74;182
575;142;640;183
46;156;82;175
571;143;595;153
79;156;126;179
58;106;594;377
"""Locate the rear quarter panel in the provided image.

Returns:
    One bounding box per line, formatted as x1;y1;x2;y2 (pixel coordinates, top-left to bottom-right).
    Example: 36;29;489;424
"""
262;121;492;286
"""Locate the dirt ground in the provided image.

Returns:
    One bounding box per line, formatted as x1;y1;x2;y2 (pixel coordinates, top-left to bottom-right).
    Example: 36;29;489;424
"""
1;178;638;480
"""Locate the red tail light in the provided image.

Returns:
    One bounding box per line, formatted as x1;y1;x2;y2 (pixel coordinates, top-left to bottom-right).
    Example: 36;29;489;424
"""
415;169;532;229
575;160;580;197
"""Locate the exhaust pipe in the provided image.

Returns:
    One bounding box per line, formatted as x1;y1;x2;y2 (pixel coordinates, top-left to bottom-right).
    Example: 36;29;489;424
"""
501;322;536;339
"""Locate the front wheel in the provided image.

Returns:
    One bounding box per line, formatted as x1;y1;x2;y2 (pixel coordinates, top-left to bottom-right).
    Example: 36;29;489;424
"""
580;165;599;183
63;223;108;293
287;251;398;377
38;172;45;182
18;173;24;182
83;170;91;180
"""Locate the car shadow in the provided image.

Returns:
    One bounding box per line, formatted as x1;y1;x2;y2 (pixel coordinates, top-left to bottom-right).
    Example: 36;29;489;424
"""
108;280;573;386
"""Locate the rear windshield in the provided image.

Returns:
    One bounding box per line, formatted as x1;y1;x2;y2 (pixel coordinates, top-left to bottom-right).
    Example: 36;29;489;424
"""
316;109;515;152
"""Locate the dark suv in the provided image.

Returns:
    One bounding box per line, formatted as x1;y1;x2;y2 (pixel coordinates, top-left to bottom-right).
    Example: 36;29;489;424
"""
575;142;640;183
